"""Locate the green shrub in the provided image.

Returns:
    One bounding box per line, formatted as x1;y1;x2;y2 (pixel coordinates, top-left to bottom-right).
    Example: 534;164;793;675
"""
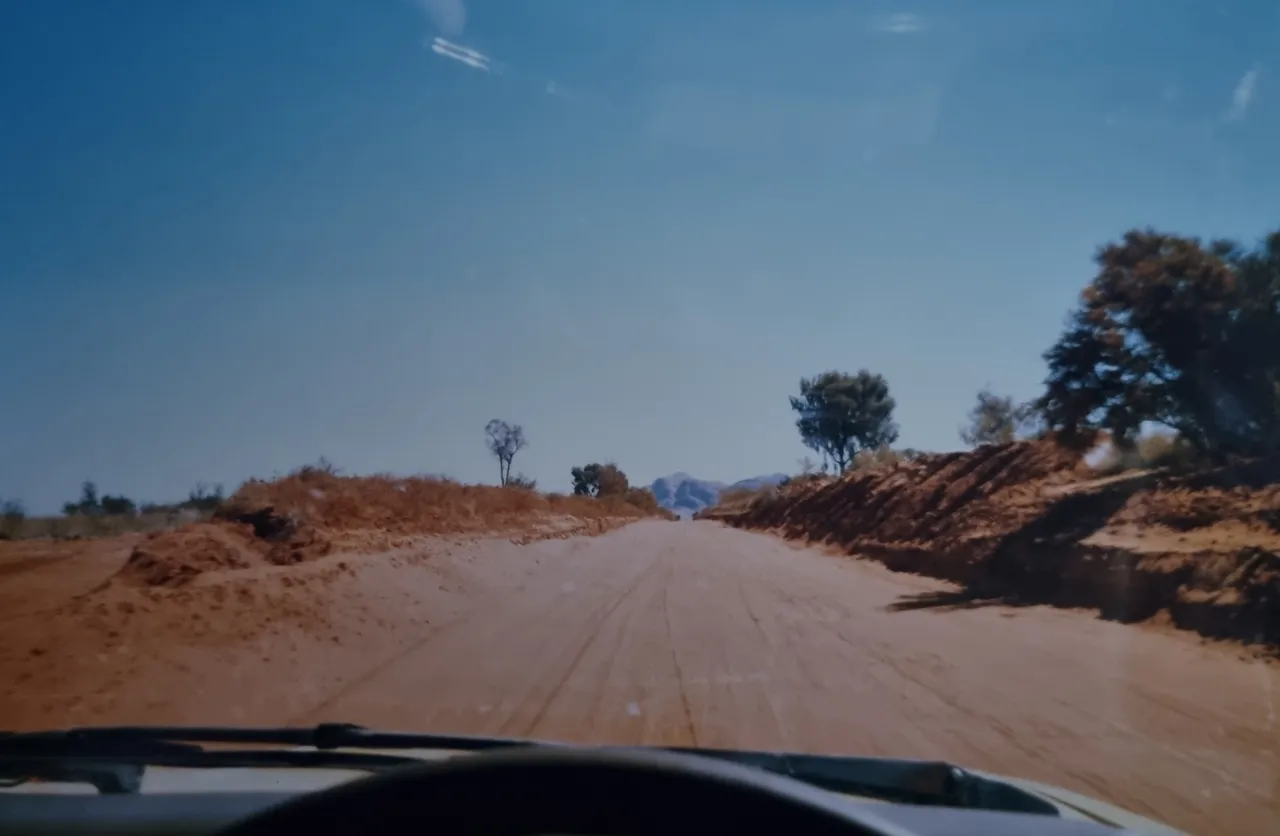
0;499;25;540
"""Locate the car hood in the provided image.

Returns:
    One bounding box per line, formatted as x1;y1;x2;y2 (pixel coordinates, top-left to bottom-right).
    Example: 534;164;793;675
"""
3;747;1188;834
963;769;1186;836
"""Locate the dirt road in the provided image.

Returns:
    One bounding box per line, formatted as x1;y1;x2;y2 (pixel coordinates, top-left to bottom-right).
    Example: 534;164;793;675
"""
285;521;1277;835
4;519;1277;834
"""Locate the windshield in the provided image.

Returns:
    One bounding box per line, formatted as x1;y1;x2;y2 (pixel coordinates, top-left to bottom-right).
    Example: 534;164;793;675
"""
0;2;1277;835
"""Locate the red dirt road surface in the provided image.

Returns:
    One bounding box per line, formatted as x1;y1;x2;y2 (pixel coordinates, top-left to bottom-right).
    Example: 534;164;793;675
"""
4;520;1278;835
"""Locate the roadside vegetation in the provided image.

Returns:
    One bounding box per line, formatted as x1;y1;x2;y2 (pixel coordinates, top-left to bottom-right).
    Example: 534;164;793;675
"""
484;419;529;487
1;416;669;543
1040;230;1279;462
5;223;1275;576
765;225;1279;488
703;224;1280;650
569;461;670;517
0;481;228;541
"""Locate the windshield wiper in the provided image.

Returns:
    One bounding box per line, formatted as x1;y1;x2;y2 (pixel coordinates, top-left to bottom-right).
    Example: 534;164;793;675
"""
0;761;146;795
659;744;1056;815
0;724;1056;815
0;731;200;794
0;723;539;753
0;725;464;793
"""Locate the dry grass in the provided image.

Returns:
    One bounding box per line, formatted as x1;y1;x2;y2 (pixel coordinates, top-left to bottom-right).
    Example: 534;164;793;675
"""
2;469;675;591
851;445;907;471
712;484;779;512
0;471;672;548
2;509;212;541
98;472;674;589
222;470;672;536
700;474;830;521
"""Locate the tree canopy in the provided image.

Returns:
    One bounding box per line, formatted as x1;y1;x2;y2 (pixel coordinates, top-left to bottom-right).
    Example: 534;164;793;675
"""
959;388;1040;447
61;481;137;517
790;370;899;473
484;419;527;486
570;462;629;497
1038;228;1280;459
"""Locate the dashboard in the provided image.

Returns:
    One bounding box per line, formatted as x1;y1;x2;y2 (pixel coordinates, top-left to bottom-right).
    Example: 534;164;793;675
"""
0;791;1153;836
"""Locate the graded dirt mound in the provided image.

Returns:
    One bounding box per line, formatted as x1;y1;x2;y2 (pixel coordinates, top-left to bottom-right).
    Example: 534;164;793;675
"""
115;517;334;589
117;522;265;587
110;471;667;589
701;441;1083;581
701;441;1280;648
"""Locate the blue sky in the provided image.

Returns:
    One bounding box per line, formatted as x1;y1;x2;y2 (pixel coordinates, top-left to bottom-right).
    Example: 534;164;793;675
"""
1;0;1276;512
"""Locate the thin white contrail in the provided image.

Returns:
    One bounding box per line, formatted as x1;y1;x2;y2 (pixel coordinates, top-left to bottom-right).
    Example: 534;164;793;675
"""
429;36;492;72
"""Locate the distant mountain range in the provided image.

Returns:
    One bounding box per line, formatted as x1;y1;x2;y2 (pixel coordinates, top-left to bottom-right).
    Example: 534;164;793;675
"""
649;472;790;518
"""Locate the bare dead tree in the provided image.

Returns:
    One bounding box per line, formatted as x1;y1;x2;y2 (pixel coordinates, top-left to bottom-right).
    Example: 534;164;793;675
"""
485;419;527;486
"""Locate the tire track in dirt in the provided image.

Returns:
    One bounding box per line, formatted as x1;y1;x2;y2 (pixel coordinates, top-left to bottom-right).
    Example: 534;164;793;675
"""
510;554;665;738
660;573;700;745
285;520;1276;835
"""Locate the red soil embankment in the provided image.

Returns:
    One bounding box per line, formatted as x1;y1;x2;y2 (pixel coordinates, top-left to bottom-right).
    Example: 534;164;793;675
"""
700;442;1280;649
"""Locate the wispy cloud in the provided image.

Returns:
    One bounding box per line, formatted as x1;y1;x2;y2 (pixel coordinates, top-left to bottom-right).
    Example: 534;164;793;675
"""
415;0;466;38
1226;64;1260;120
429;36;492;72
874;12;926;35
